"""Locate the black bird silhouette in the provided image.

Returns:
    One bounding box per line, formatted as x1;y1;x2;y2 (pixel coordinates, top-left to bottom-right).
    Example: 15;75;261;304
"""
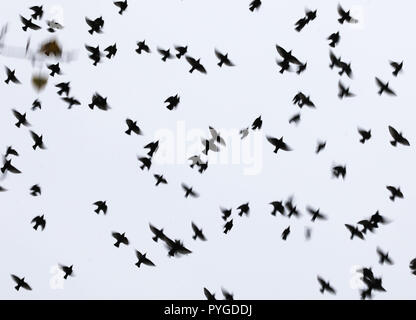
144;141;159;157
30;6;43;20
338;61;353;78
376;247;393;265
266;136;292;154
292;92;315;108
85;16;104;34
251;116;262;130
114;0;128;15
220;207;232;221
285;198;301;218
20;15;41;31
11;275;32;291
5;146;19;158
209;127;226;146
249;0;261;12
329;51;342;69
164;237;192;257
157;47;173;61
275;45;302;65
89;93;110;110
181;183;199;198
332;164;346;179
337;4;358;24
12;109;30;128
345;224;364;240
338;81;354;99
388;126;410;147
125;119;142;135
197;161;208;174
30;184;41;196
317;276;336;294
386;186;403;201
270;201;285;216
328;31;340;47
31;215;46;230
375;77;396;96
56;82;70;96
136;40;151;54
154;174;167;186
1;159;21;174
201;138;220;155
215;49;235;67
358;219;376;234
295;9;317;32
135;250;155;268
185;56;207;74
32;99;41;111
223;219;233;234
112;232;129;247
191;222;207;241
0;186;7;192
138;156;152;170
165;94;180;110
410;259;416;275
85;45;102;66
93;201;107;214
307;207;327;222
30;131;46;150
204;288;216;300
174;45;188;59
358;128;371;144
237;202;250;217
390;61;403;77
222;288;234;300
5;67;21;84
149;224;167;242
289;113;301;125
281;226;290;240
47;63;61;77
316;141;326;154
370;211;389;228
62;96;81;109
60;265;74;279
104;43;117;59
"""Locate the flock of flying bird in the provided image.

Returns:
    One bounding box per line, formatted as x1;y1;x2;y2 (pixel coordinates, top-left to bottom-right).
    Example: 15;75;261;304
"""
1;2;415;300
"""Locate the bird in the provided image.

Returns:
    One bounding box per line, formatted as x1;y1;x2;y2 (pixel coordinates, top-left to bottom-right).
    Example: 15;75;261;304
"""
32;99;41;111
376;247;393;265
388;126;410;147
104;43;117;59
386;186;403;201
149;224;167;242
55;82;70;96
337;4;358;24
275;45;302;66
289;113;301;125
112;232;129;247
237;203;250;217
410;259;416;275
93;201;107;215
1;158;21;174
338;81;354;99
30;131;46;150
5;67;21;84
138;157;152;170
223;220;233;234
174;45;188;59
185;56;207;74
189;155;203;168
281;226;290;240
295;9;317;32
164;237;192;257
125;119;142;135
60;265;74;279
197;161;208;174
329;51;342;69
157;48;173;61
62;97;81;109
20;15;41;31
345;224;364;240
136;40;151;54
181;183;199;198
214;49;235;67
390;61;403;77
370;211;389;228
266;136;292;154
375;77;396;96
251;116;262;130
30;184;41;196
317;276;336;294
12;109;30;128
164;95;180;110
114;0;128;15
85;45;102;66
220;207;232;221
5;146;19;158
30;6;43;20
209;127;226;146
154;174;167;186
249;0;261;12
327;31;340;47
144;141;159;157
285;198;301;218
11;275;32;291
332;165;346;179
270;201;285;216
85;16;104;34
240;127;249;140
221;288;234;300
89;93;110;110
358;128;372;144
135;250;155;268
316;141;326;154
31;215;46;230
292;92;315;108
307;207;327;222
204;288;216;300
191;222;207;241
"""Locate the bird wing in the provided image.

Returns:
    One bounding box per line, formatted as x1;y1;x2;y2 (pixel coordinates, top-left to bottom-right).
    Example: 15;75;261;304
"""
142;257;155;266
384;86;396;96
375;77;384;88
275;45;288;58
214;49;223;60
337;4;346;16
7;163;21;174
388;126;400;140
266;136;278;147
280;141;292;151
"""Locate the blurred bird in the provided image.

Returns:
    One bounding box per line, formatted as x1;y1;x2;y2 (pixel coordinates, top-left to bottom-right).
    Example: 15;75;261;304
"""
220;207;232;221
89;93;110;110
388;126;410;147
5;146;19;158
85;16;104;34
157;47;173;61
136;40;151;54
240;127;249;140
31;215;46;230
11;275;32;291
270;201;285;216
338;81;354;99
62;97;81;109
1;159;21;174
386;186;403;201
204;288;216;300
251;116;262;130
249;0;261;12
135;250;155;268
222;288;234;300
5;67;21;84
281;226;290;240
112;232;129;247
376;247;393;265
12;109;30;128
345;224;364;240
93;201;107;215
30;184;41;196
30;131;46;150
337;4;358;24
266;136;292;154
165;94;180;110
328;31;340;47
104;43;117;59
390;61;403;77
32;99;41;111
316;141;326;154
410;259;416;275
174;45;187;59
375;77;396;96
85;45;101;66
307;207;327;222
332;164;346;179
55;82;70;96
20;15;41;31
60;264;74;279
149;224;167;242
358;128;372;144
317;276;336;294
144;141;159;158
138;157;152;170
47;63;61;77
215;49;235;67
237;203;250;217
30;6;43;20
114;0;128;15
289;113;301;125
295;8;317;32
154;174;167;186
191;222;207;241
125;119;142;135
185;56;207;74
223;219;233;234
181;183;199;198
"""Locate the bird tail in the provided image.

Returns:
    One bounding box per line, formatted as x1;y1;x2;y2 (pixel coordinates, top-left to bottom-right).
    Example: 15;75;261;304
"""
15;123;21;128
125;129;131;135
393;70;398;77
360;138;365;144
140;164;145;170
152;236;158;242
135;49;141;54
249;6;254;12
15;285;20;291
389;195;395;201
22;26;28;32
135;262;140;268
106;53;111;58
162;57;167;62
320;288;324;293
378;89;383;95
5;79;10;84
217;61;223;67
176;53;181;59
192;235;197;240
32;145;37;150
88;29;93;35
338;18;345;24
64;274;68;279
114;242;120;248
189;68;194;73
390;140;397;146
88;103;94;109
330;42;335;48
94;208;99;214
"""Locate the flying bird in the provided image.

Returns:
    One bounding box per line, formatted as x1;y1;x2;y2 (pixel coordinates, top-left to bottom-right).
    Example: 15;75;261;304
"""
317;276;336;294
114;0;128;15
251;116;262;130
32;99;41;110
112;232;129;248
174;45;188;59
136;40;151;54
12;109;30;128
295;8;317;32
223;220;233;234
164;94;180;110
89;93;110;110
386;186;403;201
220;207;232;221
62;96;81;109
1;159;21;174
93;201;107;215
85;16;104;34
375;77;396;96
30;6;43;20
249;0;261;12
332;165;346;179
11;275;32;291
60;264;74;279
388;126;410;147
328;31;340;47
390;61;403;77
154;174;167;186
337;4;358;24
266;136;292;154
376;247;393;265
104;43;117;59
5;67;21;84
222;288;234;300
358;128;372;144
316;141;326;154
281;226;290;240
185;56;207;74
85;45;102;66
30;184;41;196
214;49;235;67
345;224;364;240
31;215;46;230
237;203;250;217
144;141;159;158
157;48;173;61
30;131;46;150
275;45;302;65
125;119;142;135
135;250;155;268
270;201;285;216
338;81;354;99
20;15;41;31
307;207;327;222
5;146;19;158
181;183;199;198
204;288;216;300
149;224;167;242
191;222;207;241
55;82;70;96
138;157;152;170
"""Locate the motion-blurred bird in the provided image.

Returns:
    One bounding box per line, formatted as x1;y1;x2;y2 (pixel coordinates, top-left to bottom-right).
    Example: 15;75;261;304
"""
164;94;180;110
266;136;292;154
388;126;410;147
11;275;32;291
30;184;41;196
93;201;107;215
191;222;207;241
358;128;372;144
390;61;403;77
114;0;128;15
375;77;396;96
386;185;403;201
31;215;46;230
85;16;104;34
215;49;235;67
12;109;30;128
135;250;155;268
317;276;336;294
125;119;142;135
5;67;21;84
20;15;41;31
112;232;129;247
185;56;207;74
181;183;199;198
